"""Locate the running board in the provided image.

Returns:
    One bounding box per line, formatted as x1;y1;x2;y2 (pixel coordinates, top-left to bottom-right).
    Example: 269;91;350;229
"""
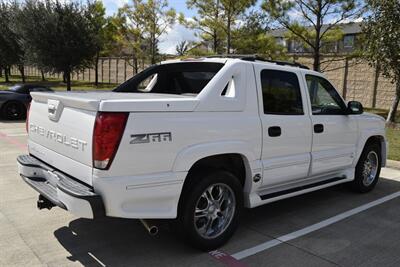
260;176;347;200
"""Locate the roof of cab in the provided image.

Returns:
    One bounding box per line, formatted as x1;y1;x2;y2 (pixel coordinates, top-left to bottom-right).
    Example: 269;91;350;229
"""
162;55;311;71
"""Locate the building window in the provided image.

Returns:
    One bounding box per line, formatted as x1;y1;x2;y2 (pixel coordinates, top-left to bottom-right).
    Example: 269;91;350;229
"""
343;35;355;48
290;40;304;53
276;37;286;47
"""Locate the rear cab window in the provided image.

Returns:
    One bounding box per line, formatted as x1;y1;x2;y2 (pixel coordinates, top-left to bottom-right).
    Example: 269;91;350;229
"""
114;62;224;95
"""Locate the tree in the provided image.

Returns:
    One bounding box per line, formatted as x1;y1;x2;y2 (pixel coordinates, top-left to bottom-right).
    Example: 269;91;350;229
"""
116;0;175;66
220;0;255;54
19;0;98;90
232;11;286;58
0;1;25;83
87;1;121;86
262;0;365;71
176;40;189;56
363;0;400;123
114;3;146;73
186;0;225;53
140;0;176;64
87;1;108;86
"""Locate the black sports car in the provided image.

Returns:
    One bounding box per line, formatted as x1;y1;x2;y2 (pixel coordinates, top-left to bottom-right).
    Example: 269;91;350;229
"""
0;84;53;120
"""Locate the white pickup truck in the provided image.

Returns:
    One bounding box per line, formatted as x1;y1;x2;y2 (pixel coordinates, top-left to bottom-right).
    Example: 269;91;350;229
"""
17;56;387;250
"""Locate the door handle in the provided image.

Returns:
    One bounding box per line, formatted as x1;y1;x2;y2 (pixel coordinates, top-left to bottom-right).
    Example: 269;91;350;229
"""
268;126;281;137
314;124;324;133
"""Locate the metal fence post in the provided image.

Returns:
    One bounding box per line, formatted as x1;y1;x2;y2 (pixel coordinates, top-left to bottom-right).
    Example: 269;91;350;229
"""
124;58;127;81
116;58;119;83
108;58;111;84
342;58;349;100
101;59;104;83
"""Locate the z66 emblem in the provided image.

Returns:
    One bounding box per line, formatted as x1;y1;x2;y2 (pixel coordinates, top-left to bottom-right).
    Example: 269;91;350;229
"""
130;132;172;144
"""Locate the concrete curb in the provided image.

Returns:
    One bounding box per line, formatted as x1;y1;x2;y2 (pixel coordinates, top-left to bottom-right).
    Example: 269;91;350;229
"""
387;160;400;170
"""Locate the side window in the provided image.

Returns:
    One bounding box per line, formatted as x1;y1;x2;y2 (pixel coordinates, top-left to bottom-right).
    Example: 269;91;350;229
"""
305;75;346;115
260;70;303;115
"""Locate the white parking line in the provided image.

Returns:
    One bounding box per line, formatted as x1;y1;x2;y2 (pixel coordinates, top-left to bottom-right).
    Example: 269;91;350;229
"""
232;191;400;260
88;252;106;267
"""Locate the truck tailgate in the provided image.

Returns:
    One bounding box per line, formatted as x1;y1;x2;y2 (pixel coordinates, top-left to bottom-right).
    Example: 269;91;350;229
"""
27;91;198;186
28;97;96;185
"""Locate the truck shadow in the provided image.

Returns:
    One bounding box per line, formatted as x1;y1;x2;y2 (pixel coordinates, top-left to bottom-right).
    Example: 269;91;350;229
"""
54;217;203;266
53;177;400;266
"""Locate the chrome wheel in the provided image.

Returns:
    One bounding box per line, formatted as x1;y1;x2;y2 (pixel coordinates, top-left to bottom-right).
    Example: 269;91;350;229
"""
194;183;236;239
362;151;379;186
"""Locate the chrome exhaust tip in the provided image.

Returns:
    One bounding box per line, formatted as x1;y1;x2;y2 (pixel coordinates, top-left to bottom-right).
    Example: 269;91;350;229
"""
140;219;159;236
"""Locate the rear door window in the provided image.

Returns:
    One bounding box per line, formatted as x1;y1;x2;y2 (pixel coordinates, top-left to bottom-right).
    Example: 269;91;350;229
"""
260;70;304;115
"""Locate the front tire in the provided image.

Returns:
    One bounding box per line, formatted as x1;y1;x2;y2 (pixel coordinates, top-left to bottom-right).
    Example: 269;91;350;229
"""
351;143;381;193
178;170;243;251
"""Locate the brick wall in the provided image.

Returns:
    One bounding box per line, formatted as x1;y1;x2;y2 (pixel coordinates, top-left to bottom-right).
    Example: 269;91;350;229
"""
297;56;396;109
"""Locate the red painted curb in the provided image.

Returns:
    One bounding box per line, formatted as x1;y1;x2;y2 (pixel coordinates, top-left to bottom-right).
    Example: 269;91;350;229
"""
0;131;27;151
209;250;248;267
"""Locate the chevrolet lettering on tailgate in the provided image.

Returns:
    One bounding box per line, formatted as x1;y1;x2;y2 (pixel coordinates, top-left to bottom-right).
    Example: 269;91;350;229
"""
29;123;87;151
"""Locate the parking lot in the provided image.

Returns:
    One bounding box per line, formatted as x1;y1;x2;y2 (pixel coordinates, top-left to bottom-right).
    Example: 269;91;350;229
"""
1;121;400;267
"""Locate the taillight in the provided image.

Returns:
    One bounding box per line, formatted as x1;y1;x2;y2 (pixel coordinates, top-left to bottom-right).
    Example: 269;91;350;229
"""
93;112;128;170
26;103;31;133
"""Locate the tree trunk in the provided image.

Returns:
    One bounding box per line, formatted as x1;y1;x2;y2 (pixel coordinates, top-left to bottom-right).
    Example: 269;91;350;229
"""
18;65;25;83
213;27;217;54
313;2;322;72
313;30;321;71
213;0;220;54
213;32;218;53
151;35;156;64
40;70;46;81
133;56;138;74
387;83;400;123
95;52;99;86
65;71;71;91
313;51;321;71
0;67;2;77
227;17;231;54
4;67;9;83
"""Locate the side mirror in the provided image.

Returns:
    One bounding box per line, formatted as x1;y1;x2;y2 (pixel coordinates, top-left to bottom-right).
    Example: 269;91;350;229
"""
347;101;363;115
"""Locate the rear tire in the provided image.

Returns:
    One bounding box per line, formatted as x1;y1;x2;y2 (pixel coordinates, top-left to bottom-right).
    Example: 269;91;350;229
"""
1;101;26;120
177;170;243;251
351;143;381;193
